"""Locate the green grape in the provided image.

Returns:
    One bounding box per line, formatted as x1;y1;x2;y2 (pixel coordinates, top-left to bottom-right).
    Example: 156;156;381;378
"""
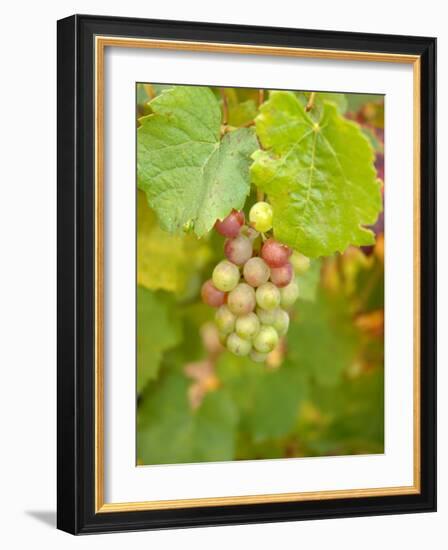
290;251;311;274
253;325;279;353
243;257;270;287
250;350;268;363
227;332;252;356
272;308;289;336
256;307;277;325
235;312;260;340
249;201;273;232
280;279;299;308
227;283;256;315
215;305;236;335
212;260;240;292
256;282;281;310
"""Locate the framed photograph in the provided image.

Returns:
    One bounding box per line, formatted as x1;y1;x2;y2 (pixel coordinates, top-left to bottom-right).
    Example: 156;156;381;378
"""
57;15;436;534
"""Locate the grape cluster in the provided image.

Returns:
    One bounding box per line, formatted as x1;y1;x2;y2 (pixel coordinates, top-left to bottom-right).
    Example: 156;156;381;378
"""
201;203;301;363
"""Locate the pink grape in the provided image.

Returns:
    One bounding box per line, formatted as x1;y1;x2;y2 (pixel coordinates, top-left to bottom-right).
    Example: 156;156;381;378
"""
270;262;293;287
261;238;292;268
227;283;256;315
224;235;253;266
243;257;270;287
214;210;245;238
201;279;227;307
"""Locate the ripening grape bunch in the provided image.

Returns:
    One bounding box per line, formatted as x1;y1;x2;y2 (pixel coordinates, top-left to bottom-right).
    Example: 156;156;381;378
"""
201;202;309;363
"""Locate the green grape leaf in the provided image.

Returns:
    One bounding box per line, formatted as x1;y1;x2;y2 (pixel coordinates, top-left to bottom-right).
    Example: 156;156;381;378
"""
137;287;182;393
138;86;258;237
137;372;238;464
137;190;211;293
288;287;358;386
251;91;382;257
216;353;307;443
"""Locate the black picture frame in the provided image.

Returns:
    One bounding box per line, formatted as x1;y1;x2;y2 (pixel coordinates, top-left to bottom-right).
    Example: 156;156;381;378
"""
57;14;436;534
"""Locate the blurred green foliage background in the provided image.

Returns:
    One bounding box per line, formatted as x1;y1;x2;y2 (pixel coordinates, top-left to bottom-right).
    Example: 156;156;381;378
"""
136;85;385;465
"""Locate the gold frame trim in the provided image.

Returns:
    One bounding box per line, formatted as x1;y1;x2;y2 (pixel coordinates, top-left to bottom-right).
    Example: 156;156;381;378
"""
94;36;421;513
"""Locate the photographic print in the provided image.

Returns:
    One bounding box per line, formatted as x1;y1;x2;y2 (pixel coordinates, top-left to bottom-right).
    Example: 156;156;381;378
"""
58;16;436;533
136;84;385;466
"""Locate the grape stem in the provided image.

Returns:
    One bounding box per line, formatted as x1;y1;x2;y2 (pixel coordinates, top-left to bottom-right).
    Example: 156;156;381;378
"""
240;119;255;128
220;88;229;125
257;188;265;202
305;92;316;112
258;89;265;106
